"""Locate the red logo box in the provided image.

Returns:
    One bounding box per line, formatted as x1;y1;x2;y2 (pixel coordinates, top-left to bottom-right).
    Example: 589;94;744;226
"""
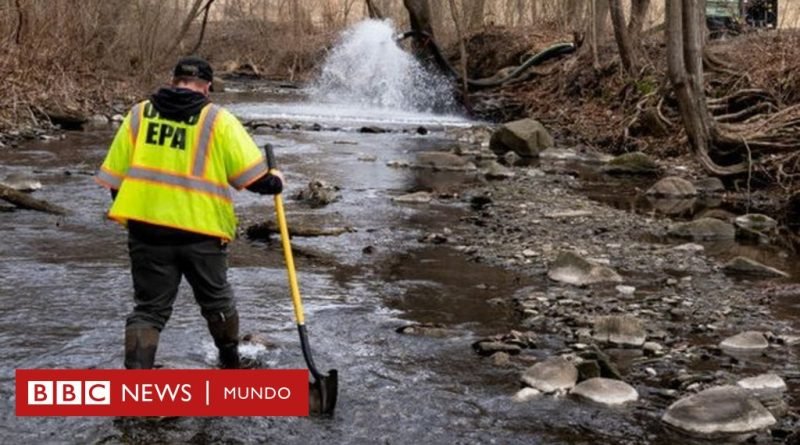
16;369;309;417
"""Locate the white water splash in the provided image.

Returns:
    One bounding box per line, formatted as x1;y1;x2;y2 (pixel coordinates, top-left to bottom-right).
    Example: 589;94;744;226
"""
311;19;456;113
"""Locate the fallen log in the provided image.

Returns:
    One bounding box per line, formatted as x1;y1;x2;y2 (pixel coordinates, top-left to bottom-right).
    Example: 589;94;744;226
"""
246;219;354;240
0;183;69;215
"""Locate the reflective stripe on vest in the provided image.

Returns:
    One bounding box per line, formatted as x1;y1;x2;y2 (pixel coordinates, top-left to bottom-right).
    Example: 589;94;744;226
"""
129;103;143;146
192;105;221;177
96;167;123;189
126;166;232;201
229;159;269;189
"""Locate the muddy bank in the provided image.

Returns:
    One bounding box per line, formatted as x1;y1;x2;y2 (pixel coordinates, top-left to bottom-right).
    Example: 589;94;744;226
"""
396;127;800;441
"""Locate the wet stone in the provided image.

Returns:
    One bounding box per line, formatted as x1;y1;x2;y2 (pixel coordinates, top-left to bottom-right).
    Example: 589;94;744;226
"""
646;176;698;197
472;340;522;357
734;214;777;233
512;387;542;403
393;191;432;204
667;217;736;241
736;373;787;402
396;323;453;338
592;315;646;347
722;257;789;278
570;377;638;406
602;152;660;175
520;357;578;393
661;386;776;441
481;160;515;180
489;118;553;157
414;151;477;171
0;173;42;192
693;177;725;194
547;251;623;286
720;331;769;352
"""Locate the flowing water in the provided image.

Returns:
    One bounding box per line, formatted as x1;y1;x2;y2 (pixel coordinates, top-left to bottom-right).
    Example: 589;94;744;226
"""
1;20;797;445
0;98;653;444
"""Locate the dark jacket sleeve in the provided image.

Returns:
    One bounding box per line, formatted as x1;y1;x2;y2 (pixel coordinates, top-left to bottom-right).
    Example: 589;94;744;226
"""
245;172;283;195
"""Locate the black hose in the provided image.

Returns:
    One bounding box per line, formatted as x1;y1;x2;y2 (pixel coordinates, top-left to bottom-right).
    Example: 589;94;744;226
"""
396;30;576;89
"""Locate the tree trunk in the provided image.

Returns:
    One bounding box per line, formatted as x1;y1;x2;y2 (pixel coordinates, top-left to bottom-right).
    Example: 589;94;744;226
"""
464;0;485;32
365;0;384;19
609;0;636;75
665;0;746;176
403;0;435;38
448;0;469;104
164;0;205;56
628;0;651;39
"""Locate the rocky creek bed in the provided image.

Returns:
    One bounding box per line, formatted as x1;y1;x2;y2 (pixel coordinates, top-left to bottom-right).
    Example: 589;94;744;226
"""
388;121;800;443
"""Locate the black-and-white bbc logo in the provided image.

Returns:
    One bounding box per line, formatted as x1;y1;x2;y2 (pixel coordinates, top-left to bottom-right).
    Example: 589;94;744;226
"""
28;381;111;405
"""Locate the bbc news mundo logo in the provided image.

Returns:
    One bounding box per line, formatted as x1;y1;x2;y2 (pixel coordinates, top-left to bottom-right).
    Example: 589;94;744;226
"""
16;369;309;416
27;380;111;405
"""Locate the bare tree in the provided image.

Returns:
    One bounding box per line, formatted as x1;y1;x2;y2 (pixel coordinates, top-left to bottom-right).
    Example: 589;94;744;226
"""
464;0;485;32
666;0;746;175
609;0;636;75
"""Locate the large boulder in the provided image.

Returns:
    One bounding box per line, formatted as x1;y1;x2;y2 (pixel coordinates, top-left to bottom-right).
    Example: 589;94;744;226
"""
570;378;638;406
592;315;646;347
602;152;660;175
667;217;736;240
662;386;776;441
646;177;697;197
548;251;623;286
489;118;553;158
520;357;578;393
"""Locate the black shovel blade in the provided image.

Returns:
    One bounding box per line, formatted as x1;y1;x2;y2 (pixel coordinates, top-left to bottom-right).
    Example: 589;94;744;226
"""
309;369;338;415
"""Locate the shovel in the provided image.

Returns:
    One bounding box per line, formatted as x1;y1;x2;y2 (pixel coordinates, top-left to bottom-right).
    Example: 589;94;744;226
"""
265;144;338;415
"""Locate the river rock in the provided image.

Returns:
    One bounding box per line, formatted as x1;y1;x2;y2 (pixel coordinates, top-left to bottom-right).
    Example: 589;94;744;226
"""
734;214;777;233
602;152;660;175
646;177;697;197
393;191;432;204
667;217;736;240
722;257;789;278
396;323;453;338
512;387;542;403
489;118;553;157
661;386;776;441
85;114;110;129
592;315;646;347
547;251;623;286
293;179;340;208
481;160;515;179
694;177;725;194
737;374;787;401
472;340;522;356
0;173;42;192
570;378;638;406
520;357;578;393
719;331;769;352
414;151;477;171
647;197;697;216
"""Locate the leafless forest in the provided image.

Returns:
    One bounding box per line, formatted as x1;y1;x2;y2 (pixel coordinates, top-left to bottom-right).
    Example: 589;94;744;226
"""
1;0;800;194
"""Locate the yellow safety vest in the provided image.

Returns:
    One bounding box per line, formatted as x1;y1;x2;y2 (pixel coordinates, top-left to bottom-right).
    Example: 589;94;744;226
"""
95;100;268;241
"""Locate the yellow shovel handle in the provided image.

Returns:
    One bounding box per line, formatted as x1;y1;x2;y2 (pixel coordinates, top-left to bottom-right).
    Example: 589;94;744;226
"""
274;193;305;325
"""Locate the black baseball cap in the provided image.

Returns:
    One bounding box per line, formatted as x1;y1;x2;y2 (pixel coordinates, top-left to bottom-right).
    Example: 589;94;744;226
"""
173;56;213;82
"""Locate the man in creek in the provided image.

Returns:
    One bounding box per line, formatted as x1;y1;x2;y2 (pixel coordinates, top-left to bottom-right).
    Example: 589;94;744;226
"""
95;56;284;369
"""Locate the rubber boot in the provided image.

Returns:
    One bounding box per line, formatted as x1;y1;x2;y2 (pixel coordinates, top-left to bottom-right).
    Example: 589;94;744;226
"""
207;310;242;369
124;326;160;369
